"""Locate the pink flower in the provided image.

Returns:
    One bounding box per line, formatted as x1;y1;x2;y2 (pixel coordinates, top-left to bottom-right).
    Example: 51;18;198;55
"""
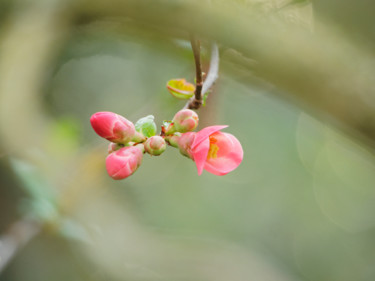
90;111;136;144
105;146;144;180
175;126;243;176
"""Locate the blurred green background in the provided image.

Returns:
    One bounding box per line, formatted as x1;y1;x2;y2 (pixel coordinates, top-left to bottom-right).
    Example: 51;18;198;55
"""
1;0;375;280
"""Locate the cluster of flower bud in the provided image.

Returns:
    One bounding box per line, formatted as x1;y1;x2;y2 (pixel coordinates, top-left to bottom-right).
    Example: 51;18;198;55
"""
90;109;200;180
91;108;243;180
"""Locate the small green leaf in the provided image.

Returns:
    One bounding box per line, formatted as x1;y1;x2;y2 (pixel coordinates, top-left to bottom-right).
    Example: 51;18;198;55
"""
10;158;56;202
162;120;172;128
135;115;157;138
21;198;59;223
11;158;60;223
161;120;173;134
167;79;195;100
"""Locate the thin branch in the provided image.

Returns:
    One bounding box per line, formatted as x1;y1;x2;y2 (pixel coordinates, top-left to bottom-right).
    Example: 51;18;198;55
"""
187;35;203;109
191;35;203;95
0;218;41;273
184;42;220;110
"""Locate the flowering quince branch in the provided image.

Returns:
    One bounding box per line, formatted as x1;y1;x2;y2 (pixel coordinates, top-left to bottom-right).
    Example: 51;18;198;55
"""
187;34;204;109
90;109;243;180
90;37;240;180
166;40;219;110
184;41;220;110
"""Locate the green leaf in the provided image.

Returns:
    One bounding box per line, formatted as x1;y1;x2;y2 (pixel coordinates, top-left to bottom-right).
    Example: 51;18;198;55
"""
162;120;172;128
19;198;58;223
10;158;59;223
167;79;195;100
135;115;157;138
10;158;56;202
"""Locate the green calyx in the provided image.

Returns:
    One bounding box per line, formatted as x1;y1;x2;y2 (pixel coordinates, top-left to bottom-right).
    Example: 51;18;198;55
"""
162;120;175;135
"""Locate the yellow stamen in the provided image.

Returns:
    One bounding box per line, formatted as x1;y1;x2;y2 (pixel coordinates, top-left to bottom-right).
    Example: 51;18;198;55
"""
207;136;219;159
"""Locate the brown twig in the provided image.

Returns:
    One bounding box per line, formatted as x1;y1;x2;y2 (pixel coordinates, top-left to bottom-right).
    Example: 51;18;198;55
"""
184;40;220;110
187;34;203;109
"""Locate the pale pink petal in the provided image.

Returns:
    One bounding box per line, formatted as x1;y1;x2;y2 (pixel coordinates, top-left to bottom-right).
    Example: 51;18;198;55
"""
191;125;228;149
204;157;240;175
192;137;210;175
204;132;243;176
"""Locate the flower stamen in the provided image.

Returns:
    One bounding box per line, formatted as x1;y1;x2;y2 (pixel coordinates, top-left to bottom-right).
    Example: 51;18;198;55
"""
207;136;219;159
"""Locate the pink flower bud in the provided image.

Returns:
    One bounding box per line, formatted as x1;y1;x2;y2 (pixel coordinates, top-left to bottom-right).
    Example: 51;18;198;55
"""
90;112;136;144
163;110;199;135
173;132;196;158
172;109;199;133
173;126;243;176
105;146;143;180
144;136;167;156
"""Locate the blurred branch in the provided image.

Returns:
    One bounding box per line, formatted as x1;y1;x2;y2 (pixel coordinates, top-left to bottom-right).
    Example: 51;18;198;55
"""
0;0;68;273
202;43;219;96
73;0;375;149
0;218;41;273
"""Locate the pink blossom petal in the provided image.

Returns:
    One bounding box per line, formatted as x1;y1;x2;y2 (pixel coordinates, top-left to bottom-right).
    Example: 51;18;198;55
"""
191;125;228;150
192;137;210;175
204;132;243;175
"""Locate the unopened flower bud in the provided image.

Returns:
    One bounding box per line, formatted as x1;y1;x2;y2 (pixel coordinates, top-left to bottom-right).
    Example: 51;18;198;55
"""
131;132;147;143
175;132;196;158
144;136;167;156
165;133;181;148
167;79;195;100
90;112;136;144
106;146;143;180
171;109;199;133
